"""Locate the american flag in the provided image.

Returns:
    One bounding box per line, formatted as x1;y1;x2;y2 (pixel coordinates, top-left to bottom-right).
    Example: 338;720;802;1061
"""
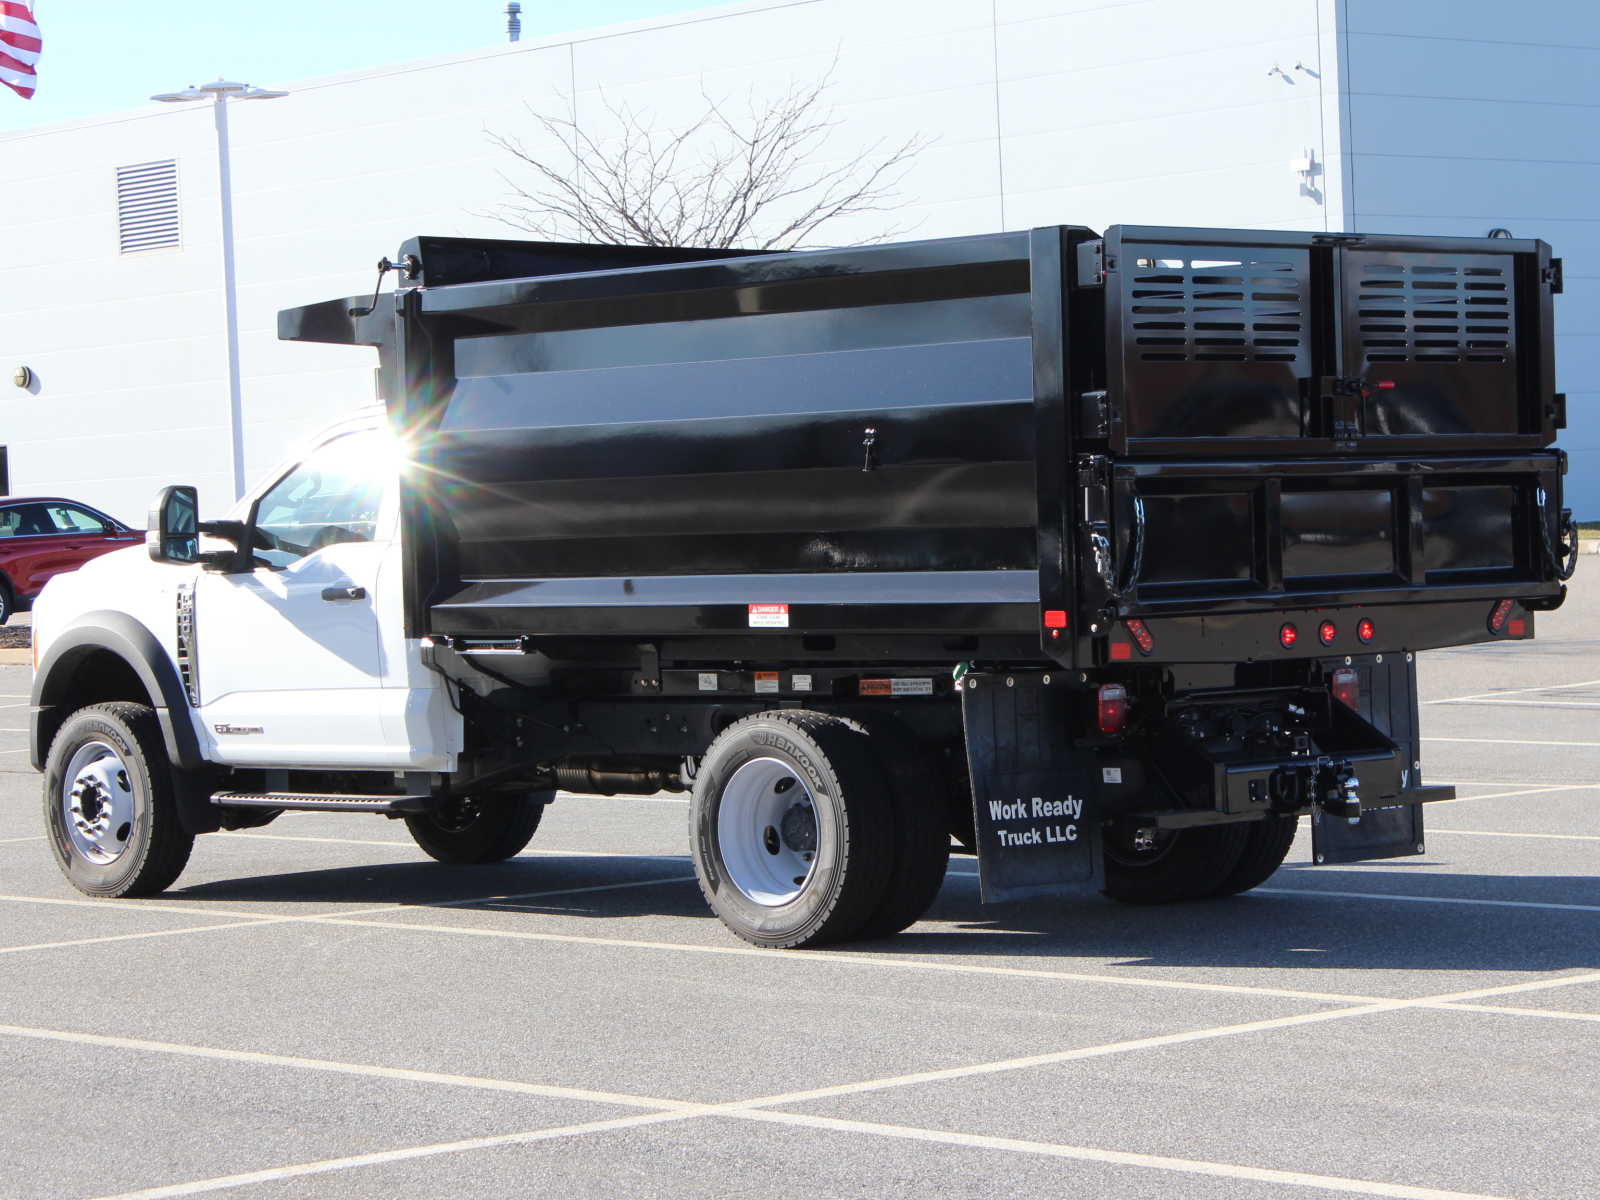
0;1;41;100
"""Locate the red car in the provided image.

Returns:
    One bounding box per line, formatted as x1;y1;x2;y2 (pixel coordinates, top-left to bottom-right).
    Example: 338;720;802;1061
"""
0;497;140;624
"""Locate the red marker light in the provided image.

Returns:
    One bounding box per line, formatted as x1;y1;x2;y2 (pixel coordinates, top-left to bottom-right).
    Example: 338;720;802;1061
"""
1508;618;1527;637
1043;609;1068;629
1488;599;1514;634
1375;380;1396;390
1098;683;1130;735
1331;667;1360;710
1279;622;1298;649
1109;641;1133;661
1357;618;1375;644
1318;620;1337;646
1124;619;1154;654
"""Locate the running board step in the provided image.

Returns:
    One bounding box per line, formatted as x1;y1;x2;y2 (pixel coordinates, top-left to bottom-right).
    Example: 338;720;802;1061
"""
210;791;432;814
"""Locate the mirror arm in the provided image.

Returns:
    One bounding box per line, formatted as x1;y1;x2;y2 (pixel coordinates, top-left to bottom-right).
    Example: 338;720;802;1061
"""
198;519;247;541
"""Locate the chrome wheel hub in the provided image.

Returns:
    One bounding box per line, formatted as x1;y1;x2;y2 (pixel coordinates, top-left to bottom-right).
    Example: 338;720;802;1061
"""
62;742;136;865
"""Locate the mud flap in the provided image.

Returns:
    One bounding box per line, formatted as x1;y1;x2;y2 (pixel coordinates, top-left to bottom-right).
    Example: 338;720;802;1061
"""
1311;800;1425;865
961;672;1102;903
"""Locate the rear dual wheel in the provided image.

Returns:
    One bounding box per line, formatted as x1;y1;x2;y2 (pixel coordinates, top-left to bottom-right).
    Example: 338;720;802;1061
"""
1101;814;1296;904
690;711;948;948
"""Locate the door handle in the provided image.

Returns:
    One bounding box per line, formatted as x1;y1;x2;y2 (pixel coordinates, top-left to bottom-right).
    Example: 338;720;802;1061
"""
320;585;367;601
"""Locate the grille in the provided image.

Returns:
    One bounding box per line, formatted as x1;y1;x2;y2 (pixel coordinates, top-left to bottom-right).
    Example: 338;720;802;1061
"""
1127;249;1308;366
1354;256;1514;366
116;160;181;254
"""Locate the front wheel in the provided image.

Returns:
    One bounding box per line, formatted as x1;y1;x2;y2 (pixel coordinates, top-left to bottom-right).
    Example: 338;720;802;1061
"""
691;711;893;948
404;792;549;864
43;702;194;897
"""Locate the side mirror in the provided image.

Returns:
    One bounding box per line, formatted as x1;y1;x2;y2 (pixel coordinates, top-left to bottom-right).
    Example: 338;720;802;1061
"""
147;486;199;564
146;486;247;569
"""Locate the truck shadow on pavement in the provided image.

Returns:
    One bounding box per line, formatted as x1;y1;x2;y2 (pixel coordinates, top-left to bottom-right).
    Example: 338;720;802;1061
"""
162;854;1600;975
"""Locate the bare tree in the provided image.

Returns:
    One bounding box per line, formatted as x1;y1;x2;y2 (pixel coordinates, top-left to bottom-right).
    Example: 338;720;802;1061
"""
487;68;927;249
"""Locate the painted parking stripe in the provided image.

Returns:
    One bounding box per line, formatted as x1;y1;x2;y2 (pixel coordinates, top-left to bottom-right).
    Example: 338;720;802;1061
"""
1425;736;1600;748
1426;677;1600;705
88;1111;702;1200
1255;888;1600;915
1427;828;1600;843
0;835;43;844
739;1110;1511;1200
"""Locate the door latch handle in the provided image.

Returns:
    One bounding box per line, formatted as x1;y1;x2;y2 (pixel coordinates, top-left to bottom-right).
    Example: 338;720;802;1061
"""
320;585;367;601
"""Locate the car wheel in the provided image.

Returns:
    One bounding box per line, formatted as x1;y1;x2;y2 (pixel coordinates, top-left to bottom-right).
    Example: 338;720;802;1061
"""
404;792;549;863
0;576;12;626
43;702;194;897
691;710;893;948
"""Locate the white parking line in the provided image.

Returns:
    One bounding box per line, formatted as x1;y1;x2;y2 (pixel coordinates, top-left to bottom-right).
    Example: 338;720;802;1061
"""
1426;677;1600;705
1256;887;1600;915
739;1111;1509;1200
59;966;1600;1200
1428;828;1600;843
1437;699;1600;710
1432;1003;1600;1024
0;919;292;956
89;1112;702;1200
0;835;43;844
1425;736;1600;748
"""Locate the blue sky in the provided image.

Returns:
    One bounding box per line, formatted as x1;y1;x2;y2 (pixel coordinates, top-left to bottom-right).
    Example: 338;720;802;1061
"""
1;1;714;131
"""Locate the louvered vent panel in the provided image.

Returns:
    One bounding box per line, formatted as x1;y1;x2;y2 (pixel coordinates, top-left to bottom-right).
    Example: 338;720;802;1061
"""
1355;258;1514;366
1128;251;1308;367
116;160;180;253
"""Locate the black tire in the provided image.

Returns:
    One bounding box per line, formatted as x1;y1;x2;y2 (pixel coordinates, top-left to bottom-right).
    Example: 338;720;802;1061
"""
0;576;12;626
1101;821;1251;905
404;792;549;864
691;710;893;949
1208;814;1298;897
852;718;951;940
43;702;194;897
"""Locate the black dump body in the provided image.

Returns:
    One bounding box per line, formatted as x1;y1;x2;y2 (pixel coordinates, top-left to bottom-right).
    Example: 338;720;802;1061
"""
280;226;1569;671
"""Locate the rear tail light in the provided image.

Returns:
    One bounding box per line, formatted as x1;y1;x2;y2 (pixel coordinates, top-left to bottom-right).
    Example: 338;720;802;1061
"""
1488;599;1514;635
1124;619;1154;654
1097;683;1130;735
1357;618;1375;644
1279;623;1298;649
1318;620;1337;646
1331;667;1360;710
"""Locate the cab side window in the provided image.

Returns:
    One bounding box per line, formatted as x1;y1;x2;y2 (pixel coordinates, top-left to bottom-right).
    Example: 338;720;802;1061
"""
252;431;388;569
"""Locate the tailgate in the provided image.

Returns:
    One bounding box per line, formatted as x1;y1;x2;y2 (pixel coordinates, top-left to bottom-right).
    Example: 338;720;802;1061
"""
1078;452;1566;618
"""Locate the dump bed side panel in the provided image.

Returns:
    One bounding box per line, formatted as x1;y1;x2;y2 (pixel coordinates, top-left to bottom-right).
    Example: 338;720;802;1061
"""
405;235;1054;637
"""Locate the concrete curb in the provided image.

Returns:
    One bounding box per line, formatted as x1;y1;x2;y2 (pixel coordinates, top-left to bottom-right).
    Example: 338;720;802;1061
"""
0;648;33;666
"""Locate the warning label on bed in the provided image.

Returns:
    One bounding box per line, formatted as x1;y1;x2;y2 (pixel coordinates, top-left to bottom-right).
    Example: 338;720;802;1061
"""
748;604;789;628
754;671;781;694
859;677;935;697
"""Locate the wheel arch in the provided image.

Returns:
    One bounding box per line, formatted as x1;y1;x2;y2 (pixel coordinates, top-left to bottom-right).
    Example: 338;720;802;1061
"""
30;612;202;773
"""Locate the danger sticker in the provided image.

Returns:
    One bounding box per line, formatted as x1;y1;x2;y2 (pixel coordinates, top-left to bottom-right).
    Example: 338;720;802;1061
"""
859;677;934;697
754;671;781;694
748;603;789;628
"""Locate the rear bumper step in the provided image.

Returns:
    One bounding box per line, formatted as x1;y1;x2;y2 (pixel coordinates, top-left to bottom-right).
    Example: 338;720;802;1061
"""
210;791;432;814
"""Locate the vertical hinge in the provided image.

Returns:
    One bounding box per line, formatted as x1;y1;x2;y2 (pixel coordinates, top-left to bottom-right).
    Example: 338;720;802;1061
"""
1075;239;1105;287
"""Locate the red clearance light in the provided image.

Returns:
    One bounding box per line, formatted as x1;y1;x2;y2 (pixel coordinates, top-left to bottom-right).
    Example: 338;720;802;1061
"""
1109;641;1133;661
1374;380;1396;390
1488;599;1514;634
1318;620;1337;646
1098;683;1130;735
1357;618;1375;644
1279;622;1298;649
1124;619;1154;654
1043;609;1068;629
1331;667;1360;709
1508;618;1527;637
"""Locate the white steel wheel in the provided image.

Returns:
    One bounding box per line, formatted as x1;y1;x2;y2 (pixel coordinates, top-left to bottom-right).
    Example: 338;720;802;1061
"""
716;757;819;906
691;711;893;949
61;740;138;866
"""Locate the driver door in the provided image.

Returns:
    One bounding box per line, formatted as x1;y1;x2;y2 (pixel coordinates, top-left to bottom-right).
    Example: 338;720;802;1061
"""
193;428;403;767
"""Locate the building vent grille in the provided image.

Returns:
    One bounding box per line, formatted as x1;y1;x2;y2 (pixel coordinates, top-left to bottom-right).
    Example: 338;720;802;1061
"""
116;160;180;253
1128;252;1308;365
1355;258;1514;365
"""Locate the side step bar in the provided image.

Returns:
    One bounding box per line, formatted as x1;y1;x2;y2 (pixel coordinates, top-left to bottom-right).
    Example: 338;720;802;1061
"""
210;791;432;814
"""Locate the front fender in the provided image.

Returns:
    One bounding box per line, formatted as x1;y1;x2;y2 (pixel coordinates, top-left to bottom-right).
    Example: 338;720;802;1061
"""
30;611;203;772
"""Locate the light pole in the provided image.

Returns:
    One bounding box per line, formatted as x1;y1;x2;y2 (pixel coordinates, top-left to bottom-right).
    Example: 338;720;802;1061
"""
151;80;288;500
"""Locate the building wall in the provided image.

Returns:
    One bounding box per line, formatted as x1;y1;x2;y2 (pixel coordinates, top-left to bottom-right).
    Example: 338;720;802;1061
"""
6;0;1582;526
1338;0;1599;509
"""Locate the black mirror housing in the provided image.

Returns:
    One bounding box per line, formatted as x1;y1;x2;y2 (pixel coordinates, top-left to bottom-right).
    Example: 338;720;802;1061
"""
147;486;247;569
147;485;200;564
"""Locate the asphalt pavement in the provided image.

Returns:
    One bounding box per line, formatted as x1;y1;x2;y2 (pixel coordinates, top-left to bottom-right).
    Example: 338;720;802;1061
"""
0;568;1596;1199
